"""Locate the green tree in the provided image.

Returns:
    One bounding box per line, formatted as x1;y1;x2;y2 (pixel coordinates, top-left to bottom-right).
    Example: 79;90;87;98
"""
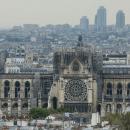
29;107;70;119
102;113;122;125
121;112;130;130
29;108;49;119
102;112;130;130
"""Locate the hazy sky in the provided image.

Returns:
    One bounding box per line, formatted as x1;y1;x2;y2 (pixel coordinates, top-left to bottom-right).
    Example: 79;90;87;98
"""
0;0;129;27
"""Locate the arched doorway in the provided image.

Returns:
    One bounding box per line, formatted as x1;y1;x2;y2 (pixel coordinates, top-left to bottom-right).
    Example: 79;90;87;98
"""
117;83;122;96
97;104;101;115
52;97;58;109
116;104;122;113
106;104;112;113
125;104;130;113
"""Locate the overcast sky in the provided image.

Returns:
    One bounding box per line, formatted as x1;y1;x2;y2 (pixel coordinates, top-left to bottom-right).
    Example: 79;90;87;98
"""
0;0;129;27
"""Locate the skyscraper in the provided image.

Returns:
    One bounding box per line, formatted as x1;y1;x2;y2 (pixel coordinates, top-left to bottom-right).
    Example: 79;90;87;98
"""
80;16;89;33
95;6;107;32
116;10;125;29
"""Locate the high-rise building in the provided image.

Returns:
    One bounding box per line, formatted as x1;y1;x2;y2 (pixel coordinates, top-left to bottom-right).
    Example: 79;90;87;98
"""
116;10;125;29
95;6;107;32
80;16;89;33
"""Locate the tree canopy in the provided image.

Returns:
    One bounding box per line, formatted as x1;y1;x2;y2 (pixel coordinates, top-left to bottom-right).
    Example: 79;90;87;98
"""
102;112;130;130
29;107;68;119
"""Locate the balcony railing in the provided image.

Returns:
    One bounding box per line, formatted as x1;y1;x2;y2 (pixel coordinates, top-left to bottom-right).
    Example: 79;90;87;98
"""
125;96;130;102
114;95;123;102
104;95;113;102
103;95;123;102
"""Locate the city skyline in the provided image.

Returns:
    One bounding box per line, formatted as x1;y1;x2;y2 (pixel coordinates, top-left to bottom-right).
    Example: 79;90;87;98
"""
0;0;129;28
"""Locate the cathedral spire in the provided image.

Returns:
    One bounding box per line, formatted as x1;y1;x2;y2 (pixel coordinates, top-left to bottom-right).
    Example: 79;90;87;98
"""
77;35;83;47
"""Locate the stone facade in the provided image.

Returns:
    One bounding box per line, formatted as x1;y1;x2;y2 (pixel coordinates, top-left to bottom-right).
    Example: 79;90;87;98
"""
0;74;53;116
48;45;101;113
98;67;130;116
1;39;130;117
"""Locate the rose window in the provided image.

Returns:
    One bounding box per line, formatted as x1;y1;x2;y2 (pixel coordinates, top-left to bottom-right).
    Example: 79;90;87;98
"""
65;79;87;101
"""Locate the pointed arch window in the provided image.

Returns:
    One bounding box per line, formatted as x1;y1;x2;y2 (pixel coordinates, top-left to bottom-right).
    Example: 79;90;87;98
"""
25;81;30;98
127;83;130;96
116;104;122;113
106;104;111;112
117;83;122;96
106;83;112;95
4;80;10;98
15;81;20;98
72;60;80;71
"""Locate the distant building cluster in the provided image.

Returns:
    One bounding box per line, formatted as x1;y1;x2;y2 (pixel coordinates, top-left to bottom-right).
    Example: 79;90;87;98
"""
0;6;129;119
80;6;126;32
0;34;129;119
4;45;53;74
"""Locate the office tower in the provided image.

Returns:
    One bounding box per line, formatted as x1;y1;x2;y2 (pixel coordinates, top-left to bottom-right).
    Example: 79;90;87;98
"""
116;10;125;29
95;6;107;32
80;16;89;33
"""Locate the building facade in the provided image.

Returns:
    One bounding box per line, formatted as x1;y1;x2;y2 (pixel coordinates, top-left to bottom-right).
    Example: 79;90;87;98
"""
95;6;107;32
80;16;89;33
98;65;130;116
0;73;53;116
48;38;102;113
1;37;130;117
116;10;125;30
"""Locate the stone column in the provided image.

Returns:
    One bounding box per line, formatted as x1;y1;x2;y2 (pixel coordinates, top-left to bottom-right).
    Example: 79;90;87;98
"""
88;79;92;103
123;81;126;103
28;99;31;112
101;105;105;117
8;99;11;115
11;80;14;98
112;103;115;113
122;103;126;113
0;80;2;98
38;92;41;108
20;80;24;99
88;89;92;103
38;99;41;108
1;81;4;98
92;80;97;113
18;99;21;117
48;94;52;109
59;88;64;108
